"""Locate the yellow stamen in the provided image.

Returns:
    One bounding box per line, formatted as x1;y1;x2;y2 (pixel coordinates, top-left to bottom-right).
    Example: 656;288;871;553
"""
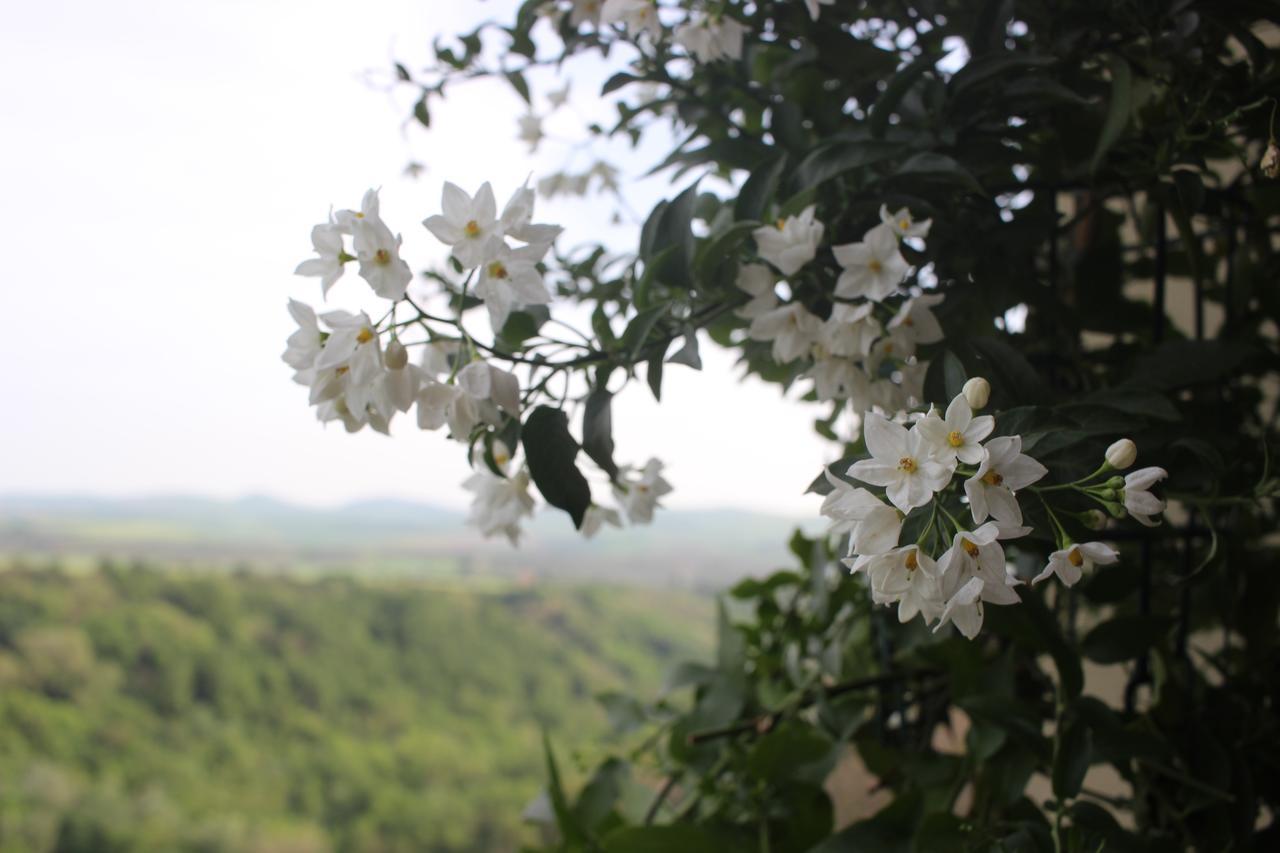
487;261;508;279
464;219;481;238
356;328;374;345
775;218;787;230
1067;547;1084;567
905;550;919;571
868;259;883;274
947;430;964;448
374;248;391;266
962;538;980;558
897;456;917;473
335;366;349;376
982;471;1004;487
899;218;910;230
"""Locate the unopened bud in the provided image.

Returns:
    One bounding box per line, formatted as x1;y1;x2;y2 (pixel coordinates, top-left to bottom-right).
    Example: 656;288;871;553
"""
1098;488;1117;501
1262;140;1280;179
385;338;408;370
1082;510;1107;530
1105;475;1125;490
1105;438;1137;470
962;377;991;410
1104;501;1126;519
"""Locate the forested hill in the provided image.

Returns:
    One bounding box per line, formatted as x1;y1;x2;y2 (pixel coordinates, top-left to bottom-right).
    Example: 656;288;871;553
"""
0;563;712;852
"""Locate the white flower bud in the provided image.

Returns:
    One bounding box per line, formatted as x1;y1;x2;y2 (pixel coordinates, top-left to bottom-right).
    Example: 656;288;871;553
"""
385;337;408;370
1082;510;1108;530
962;377;990;410
1105;438;1137;470
1262;140;1279;179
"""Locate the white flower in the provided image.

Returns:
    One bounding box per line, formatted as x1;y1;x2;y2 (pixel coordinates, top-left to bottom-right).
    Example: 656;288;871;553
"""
416;361;518;440
547;82;571;108
457;360;521;416
1122;467;1168;526
916;392;994;467
498;183;563;249
833;223;909;301
807;356;870;403
570;0;603;27
819;474;902;556
1105;438;1137;470
849;412;951;513
748;302;822;364
517;113;543;151
332;188;380;234
753;205;824;276
734;263;779;320
820;302;880;358
887;293;945;345
423;181;500;269
614;458;673;524
674;13;747;63
962;376;991;410
964;435;1047;526
1032;542;1119;588
803;0;835;20
294;223;349;297
600;0;661;39
933;523;1022;638
580;505;623;538
313;310;378;373
353;216;412;301
879;204;932;240
282;300;322;386
464;463;535;545
475;240;554;332
846;545;944;625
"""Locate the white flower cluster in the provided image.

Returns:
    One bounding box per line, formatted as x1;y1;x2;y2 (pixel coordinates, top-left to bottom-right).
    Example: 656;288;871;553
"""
822;386;1169;639
285;183;673;545
744;205;940;413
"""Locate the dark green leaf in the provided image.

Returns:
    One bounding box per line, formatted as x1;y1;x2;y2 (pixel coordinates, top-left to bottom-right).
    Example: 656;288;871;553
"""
1082;616;1169;664
1090;54;1133;174
582;389;619;480
522;406;592;529
869;56;934;139
791;140;900;193
1052;718;1092;800
504;70;530;104
735;153;788;222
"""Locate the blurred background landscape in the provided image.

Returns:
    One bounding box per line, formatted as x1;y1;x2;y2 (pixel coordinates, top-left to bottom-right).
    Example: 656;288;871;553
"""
0;498;806;851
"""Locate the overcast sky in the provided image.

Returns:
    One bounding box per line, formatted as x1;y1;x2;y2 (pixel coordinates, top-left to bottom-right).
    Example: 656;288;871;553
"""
0;0;833;516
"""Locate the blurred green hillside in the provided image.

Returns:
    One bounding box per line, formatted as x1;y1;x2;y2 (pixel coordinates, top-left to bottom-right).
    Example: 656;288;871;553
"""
0;562;713;852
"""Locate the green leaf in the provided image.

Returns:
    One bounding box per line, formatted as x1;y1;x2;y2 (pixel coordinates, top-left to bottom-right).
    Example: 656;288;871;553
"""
1052;717;1092;800
693;220;757;282
791;139;901;194
504;69;530;104
602;71;642;95
666;331;702;370
412;95;430;128
581;389;619;480
646;352;665;401
603;825;745;852
542;733;586;844
621;303;670;361
735;153;788;222
716;599;746;673
893;152;985;195
869;56;934;139
573;757;628;831
1082;615;1169;664
522;406;592;529
1090;54;1133;174
747;721;835;782
967;337;1045;405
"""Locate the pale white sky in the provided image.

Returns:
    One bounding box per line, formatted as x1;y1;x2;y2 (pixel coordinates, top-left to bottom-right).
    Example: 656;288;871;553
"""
0;0;831;515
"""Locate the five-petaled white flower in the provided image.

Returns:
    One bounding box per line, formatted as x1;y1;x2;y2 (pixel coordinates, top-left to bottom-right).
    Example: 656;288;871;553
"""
749;302;822;364
849;412;951;513
846;545;944;625
833;223;910;302
820;474;902;556
282;299;323;386
674;13;747;63
753;205;824;276
601;0;662;40
887;293;945;346
464;450;535;545
423;181;500;269
614;458;673;524
917;392;994;468
475;240;554;332
353;216;412;301
1122;466;1168;526
294;223;349;297
734;263;779;320
879;204;932;239
964;435;1047;527
1032;542;1119;587
580;505;623;539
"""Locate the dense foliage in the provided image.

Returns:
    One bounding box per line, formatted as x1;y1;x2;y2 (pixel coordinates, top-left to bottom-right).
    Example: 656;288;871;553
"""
299;0;1280;850
0;563;710;852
